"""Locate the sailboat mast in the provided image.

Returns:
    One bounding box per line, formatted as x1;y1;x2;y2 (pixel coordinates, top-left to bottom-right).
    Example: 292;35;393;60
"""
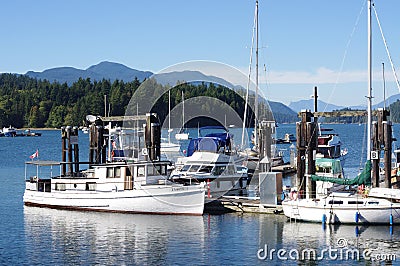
367;0;372;160
168;90;171;143
182;91;185;130
254;0;259;148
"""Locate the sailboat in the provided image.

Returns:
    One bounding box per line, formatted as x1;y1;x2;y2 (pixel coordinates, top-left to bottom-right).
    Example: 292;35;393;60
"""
282;0;400;224
160;90;180;153
175;91;190;140
240;0;283;182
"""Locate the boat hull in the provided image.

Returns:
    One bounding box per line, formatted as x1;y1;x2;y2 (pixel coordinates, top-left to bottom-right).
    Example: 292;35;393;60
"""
24;184;205;215
282;195;400;224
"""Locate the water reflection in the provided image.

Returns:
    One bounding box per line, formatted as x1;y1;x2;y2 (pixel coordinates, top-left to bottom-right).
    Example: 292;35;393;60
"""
24;206;205;265
23;206;400;265
280;220;400;263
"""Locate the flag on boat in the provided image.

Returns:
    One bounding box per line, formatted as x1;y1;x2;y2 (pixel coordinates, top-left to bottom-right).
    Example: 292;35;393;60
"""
29;149;39;159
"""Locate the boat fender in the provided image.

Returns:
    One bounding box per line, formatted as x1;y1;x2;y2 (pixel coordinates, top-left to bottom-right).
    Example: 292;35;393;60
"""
390;214;393;225
289;191;298;200
281;191;286;201
329;211;336;224
355;212;360;223
322;214;326;224
357;184;365;194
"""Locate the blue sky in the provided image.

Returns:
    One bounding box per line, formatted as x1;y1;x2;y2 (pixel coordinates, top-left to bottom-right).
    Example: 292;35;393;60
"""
2;0;400;106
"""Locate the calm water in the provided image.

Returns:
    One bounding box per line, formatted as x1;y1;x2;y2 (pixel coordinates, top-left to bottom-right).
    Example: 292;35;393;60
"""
2;125;400;265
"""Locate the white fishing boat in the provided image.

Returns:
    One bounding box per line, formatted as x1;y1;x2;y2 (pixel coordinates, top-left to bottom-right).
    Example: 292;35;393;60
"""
171;126;247;200
170;151;247;200
316;125;348;164
3;125;17;137
282;0;400;224
23;113;205;215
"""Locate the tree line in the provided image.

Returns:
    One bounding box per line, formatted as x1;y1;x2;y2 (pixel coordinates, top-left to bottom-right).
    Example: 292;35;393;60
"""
0;74;266;129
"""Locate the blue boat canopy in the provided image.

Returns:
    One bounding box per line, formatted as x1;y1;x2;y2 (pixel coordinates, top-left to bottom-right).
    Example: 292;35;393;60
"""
186;126;232;156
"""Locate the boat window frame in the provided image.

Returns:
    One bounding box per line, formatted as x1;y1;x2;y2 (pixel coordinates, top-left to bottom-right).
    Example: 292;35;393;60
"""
181;164;191;172
188;165;201;173
107;166;121;178
198;165;213;173
137;166;145;177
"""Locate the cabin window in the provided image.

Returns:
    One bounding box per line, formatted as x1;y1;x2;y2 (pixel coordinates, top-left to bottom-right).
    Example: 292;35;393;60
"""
38;180;51;192
154;164;166;175
85;182;97;191
227;165;235;175
368;201;379;205
148;165;162;176
107;167;121;178
55;183;66;191
115;167;121;178
199;165;213;173
189;165;200;172
328;200;343;205
181;165;191;172
213;166;226;176
348;201;363;204
107;168;113;178
137;166;145;176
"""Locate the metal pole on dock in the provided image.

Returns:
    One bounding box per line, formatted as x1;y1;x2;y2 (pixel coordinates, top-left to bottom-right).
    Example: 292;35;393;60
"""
61;126;66;176
73;126;79;174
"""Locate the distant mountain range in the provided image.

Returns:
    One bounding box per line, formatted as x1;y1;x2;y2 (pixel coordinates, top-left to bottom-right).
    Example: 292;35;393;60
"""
288;95;400;113
26;61;152;84
22;61;399;121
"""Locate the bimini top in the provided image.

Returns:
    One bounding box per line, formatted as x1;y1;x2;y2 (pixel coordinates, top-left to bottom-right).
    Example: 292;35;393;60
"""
187;126;232;157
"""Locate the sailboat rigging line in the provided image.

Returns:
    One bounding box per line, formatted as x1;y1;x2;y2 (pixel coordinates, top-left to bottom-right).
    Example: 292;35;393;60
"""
241;1;257;148
323;0;365;116
372;4;400;92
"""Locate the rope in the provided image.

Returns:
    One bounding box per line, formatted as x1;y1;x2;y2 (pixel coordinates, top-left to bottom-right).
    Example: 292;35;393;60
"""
372;4;400;92
322;0;366;115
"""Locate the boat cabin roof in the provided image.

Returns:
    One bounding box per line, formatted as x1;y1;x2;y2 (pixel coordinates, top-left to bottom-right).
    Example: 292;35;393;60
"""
25;160;60;166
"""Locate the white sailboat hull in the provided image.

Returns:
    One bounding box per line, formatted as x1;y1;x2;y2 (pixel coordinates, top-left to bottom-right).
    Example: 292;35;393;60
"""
24;184;205;215
160;142;180;152
282;192;400;224
175;133;189;140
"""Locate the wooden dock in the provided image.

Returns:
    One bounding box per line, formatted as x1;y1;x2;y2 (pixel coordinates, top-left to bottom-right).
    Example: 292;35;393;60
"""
204;196;283;214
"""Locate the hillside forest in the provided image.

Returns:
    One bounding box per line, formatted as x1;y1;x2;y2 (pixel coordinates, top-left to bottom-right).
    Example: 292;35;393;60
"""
0;74;276;129
1;73;399;129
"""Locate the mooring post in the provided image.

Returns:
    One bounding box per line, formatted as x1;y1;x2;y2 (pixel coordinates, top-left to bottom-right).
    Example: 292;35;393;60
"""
66;126;72;176
383;121;392;188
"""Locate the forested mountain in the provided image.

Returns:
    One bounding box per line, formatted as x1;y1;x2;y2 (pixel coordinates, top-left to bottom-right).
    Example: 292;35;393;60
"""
0;73;299;129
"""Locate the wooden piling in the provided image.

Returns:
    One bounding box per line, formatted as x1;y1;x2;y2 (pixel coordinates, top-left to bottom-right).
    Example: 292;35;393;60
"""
383;121;392;188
